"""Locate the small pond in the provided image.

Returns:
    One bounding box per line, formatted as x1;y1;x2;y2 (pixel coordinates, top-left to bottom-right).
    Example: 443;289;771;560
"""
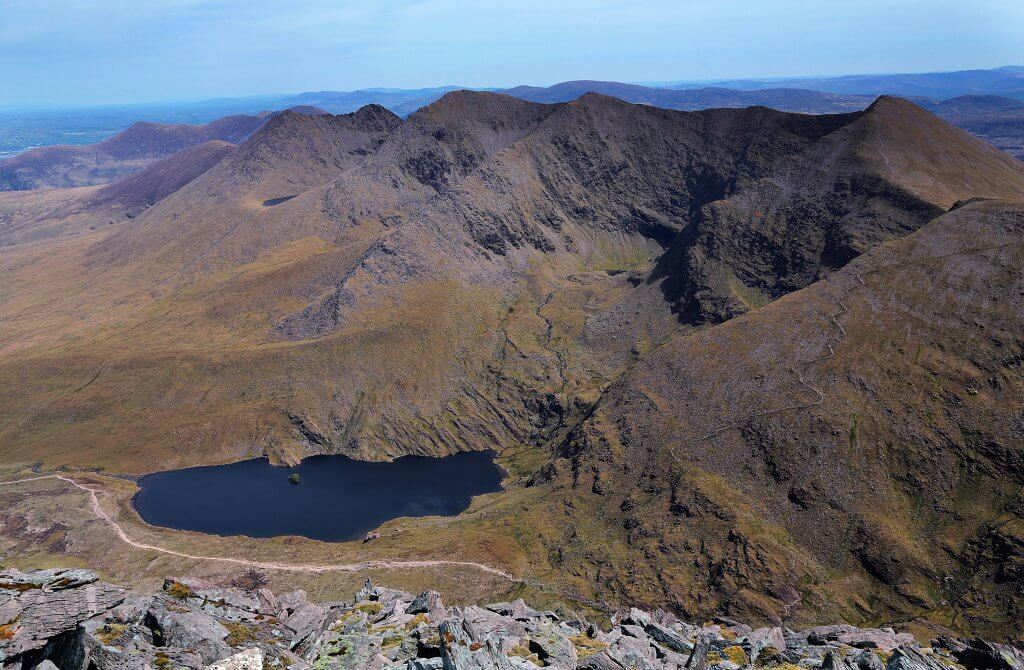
132;450;504;542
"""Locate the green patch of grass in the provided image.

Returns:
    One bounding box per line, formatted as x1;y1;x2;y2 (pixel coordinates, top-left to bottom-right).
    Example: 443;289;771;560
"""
382;633;405;648
569;633;608;659
354;602;383;616
96;622;128;646
728;273;769;310
508;643;542;665
165;581;195;600
224;621;258;647
723;645;749;666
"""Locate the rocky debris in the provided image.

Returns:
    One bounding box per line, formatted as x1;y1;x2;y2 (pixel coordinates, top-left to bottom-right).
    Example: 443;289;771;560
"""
2;570;1023;670
206;647;264;669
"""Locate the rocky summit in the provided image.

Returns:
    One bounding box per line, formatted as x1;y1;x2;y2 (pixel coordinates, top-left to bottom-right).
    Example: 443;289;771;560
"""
1;568;1022;670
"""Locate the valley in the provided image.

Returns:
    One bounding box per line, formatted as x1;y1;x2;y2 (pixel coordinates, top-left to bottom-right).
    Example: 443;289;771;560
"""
1;88;1023;642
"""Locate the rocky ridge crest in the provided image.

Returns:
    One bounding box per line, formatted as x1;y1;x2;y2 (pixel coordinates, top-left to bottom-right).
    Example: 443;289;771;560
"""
2;568;1021;670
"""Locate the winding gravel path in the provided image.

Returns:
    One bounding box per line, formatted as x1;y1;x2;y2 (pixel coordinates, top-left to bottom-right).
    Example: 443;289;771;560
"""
0;473;515;580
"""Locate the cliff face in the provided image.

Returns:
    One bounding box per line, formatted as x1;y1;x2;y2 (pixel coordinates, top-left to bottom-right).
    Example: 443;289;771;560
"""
2;93;1024;633
3;568;1021;670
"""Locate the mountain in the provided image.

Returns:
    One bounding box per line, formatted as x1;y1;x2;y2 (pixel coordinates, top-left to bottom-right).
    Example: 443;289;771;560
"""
495;82;1023;162
0;107;332;191
5;68;1024;186
0;140;236;246
503;81;876;113
559;197;1024;630
926;95;1024;160
279;86;462;117
0;114;264;191
678;65;1024;100
927;94;1024;116
2;92;1024;633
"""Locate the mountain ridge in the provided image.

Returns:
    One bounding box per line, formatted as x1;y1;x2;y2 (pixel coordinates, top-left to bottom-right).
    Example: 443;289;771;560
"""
1;92;1023;633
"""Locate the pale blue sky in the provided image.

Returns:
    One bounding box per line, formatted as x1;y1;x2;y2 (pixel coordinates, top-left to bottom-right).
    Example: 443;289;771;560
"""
2;0;1022;106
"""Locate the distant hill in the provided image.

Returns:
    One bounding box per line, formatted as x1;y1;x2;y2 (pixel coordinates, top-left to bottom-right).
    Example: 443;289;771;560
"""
279;86;461;117
501;81;875;113
0;106;323;191
676;65;1024;100
0;114;263;191
925;95;1024;160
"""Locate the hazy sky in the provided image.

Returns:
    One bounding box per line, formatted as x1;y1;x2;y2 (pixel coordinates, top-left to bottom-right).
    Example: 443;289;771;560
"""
2;0;1022;106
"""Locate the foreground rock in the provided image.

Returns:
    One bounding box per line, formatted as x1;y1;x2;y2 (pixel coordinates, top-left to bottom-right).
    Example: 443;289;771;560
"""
1;569;1019;669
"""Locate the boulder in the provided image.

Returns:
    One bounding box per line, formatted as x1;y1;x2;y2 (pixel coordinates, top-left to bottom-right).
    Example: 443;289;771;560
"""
685;633;714;670
408;591;447;617
356;579;412;607
459;606;529;639
145;601;231;665
484;600;541;621
620;608;652;628
205;647;264;670
643;621;693;654
306;628;377;670
579;651;629;670
837;629;915;651
0;569;125;664
743;626;786;663
803;624;862;645
604;633;659;670
401;659;445;670
886;646;949;670
526;623;577;668
439;619;517;670
936;636;1024;670
283;601;334;653
277;589;310;616
823;649;885;670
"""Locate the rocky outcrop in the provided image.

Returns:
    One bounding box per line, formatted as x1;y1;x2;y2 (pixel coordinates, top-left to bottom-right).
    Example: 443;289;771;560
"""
2;569;1020;670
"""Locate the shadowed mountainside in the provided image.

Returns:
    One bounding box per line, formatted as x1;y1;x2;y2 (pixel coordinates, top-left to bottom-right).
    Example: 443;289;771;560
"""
2;92;1024;633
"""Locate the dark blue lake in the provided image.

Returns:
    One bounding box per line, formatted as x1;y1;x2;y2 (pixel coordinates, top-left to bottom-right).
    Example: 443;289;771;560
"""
132;450;504;542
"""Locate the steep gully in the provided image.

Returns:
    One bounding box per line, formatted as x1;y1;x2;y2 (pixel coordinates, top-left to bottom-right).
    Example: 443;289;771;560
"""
1;240;1021;615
